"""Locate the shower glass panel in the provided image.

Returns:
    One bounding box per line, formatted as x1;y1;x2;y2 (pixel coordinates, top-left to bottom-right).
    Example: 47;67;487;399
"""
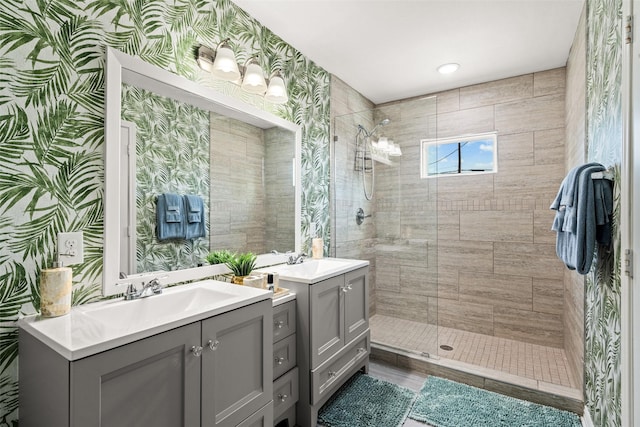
332;96;439;358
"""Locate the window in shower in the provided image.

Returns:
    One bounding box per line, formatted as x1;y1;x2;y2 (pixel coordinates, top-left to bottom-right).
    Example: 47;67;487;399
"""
420;132;497;178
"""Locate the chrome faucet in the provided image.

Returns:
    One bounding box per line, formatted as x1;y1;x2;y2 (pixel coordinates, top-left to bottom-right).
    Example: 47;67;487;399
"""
287;252;307;265
124;278;164;300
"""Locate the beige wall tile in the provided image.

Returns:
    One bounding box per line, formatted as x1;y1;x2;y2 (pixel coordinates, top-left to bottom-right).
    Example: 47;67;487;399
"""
400;265;437;297
437;240;494;273
435;174;495;201
435;89;460;114
534;209;557;244
460;211;533;242
495;94;565;134
494;306;563;347
533;68;566;97
494;164;564;199
494;242;565;279
533;278;564;314
437;268;460;300
458;272;533;311
534;128;565;166
438;299;494;335
437;210;460;241
497;132;534;168
460;74;533;110
376;290;433;324
436;105;495;138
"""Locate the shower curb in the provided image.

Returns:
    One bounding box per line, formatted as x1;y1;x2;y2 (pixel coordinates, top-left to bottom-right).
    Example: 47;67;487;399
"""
370;344;584;415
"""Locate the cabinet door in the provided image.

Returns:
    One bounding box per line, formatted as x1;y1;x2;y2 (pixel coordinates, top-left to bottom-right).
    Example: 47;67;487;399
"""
201;300;272;427
71;322;201;427
310;275;345;368
344;267;369;344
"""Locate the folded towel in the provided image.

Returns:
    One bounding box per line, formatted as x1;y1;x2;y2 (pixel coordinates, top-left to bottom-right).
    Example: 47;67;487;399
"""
157;193;185;241
184;194;205;239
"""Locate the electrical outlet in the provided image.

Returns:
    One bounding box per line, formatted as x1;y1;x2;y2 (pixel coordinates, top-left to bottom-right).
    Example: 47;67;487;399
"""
57;232;84;266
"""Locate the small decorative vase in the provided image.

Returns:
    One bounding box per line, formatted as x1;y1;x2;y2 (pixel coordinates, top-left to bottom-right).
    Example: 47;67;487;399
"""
232;275;246;285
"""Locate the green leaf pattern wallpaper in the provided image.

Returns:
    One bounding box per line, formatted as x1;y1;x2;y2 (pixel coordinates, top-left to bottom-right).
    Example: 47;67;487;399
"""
585;0;623;425
121;84;211;273
0;0;329;422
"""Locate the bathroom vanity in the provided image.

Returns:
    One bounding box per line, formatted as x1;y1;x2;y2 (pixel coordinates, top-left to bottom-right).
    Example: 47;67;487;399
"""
18;281;273;427
260;258;370;427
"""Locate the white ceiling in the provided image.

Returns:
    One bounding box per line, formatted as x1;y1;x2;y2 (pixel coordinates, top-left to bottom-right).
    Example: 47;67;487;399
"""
231;0;585;104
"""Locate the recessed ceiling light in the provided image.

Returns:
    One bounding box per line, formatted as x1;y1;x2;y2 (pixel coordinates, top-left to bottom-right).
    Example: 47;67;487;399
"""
437;63;460;74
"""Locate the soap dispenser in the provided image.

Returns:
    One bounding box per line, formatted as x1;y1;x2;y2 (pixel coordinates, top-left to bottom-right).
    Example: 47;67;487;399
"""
39;254;72;317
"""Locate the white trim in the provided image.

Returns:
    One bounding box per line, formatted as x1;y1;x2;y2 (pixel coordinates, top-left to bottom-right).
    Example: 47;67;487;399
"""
103;47;302;297
623;1;637;425
581;406;594;427
420;131;498;178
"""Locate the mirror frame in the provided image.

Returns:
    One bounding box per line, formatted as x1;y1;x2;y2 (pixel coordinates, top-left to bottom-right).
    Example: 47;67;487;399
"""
104;47;302;296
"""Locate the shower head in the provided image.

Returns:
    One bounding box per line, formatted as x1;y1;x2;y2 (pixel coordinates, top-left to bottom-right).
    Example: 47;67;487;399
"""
370;118;391;135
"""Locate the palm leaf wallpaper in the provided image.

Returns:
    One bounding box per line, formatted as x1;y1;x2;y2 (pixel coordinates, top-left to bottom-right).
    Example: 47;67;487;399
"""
0;0;329;422
121;84;211;273
585;0;623;425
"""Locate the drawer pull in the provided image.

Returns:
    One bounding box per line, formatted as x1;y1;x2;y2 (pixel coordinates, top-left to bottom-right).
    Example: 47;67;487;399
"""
274;320;285;329
328;371;337;378
275;356;287;365
357;347;366;354
207;339;220;351
191;345;203;357
278;393;288;402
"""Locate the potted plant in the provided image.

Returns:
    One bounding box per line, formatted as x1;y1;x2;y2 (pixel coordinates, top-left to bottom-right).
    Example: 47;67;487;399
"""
226;252;257;285
205;249;234;265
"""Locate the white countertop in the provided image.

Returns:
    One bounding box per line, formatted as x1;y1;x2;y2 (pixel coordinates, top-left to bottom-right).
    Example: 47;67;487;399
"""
257;257;369;284
18;279;271;361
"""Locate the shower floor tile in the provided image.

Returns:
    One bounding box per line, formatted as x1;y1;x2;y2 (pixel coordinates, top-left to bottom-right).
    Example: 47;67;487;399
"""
370;314;577;389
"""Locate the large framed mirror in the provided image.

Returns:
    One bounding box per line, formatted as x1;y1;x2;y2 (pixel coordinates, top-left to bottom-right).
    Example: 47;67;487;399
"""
104;47;302;297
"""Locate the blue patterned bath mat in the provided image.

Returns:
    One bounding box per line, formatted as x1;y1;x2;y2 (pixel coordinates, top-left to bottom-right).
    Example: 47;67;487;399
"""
317;372;416;427
409;376;582;427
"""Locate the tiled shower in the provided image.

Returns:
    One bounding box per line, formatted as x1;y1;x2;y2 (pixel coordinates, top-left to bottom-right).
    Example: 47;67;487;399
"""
331;66;581;395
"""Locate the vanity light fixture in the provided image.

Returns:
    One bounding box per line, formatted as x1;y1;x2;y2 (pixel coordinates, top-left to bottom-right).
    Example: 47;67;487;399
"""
265;69;289;104
241;56;268;94
197;41;289;104
437;62;460;74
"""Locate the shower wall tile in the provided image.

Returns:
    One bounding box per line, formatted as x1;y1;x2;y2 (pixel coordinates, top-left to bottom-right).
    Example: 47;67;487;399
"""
400;265;438;297
437;268;459;301
376;290;432;324
436;105;495;138
534;67;567;97
533;210;557;244
459;211;533;242
437;211;460;241
534;128;565;166
437;240;494;273
458;272;533;311
495;94;565;134
460;74;533;110
532;278;564;315
494;242;564;279
497;132;535;167
493;164;564;199
434;89;460;114
438;299;494;335
494;307;563;348
435;174;495;201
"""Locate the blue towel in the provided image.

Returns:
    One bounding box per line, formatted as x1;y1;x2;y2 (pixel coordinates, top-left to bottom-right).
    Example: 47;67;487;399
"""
550;163;612;274
157;193;185;241
184;194;205;239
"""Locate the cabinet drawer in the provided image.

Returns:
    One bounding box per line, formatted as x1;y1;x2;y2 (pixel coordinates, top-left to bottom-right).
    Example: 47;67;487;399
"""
273;333;296;380
310;330;369;405
273;367;299;420
273;301;296;342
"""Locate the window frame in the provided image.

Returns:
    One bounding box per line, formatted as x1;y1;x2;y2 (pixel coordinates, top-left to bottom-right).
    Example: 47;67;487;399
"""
420;131;498;179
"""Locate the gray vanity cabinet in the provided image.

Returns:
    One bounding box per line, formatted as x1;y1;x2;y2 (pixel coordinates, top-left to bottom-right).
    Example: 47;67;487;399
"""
71;322;202;427
19;300;273;427
310;268;369;367
201;303;272;427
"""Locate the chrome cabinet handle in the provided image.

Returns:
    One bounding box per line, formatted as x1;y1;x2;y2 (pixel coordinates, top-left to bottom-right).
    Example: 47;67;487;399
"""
191;345;203;357
275;356;286;365
274;320;285;329
341;286;348;293
278;393;288;402
328;371;337;378
357;347;366;354
207;339;220;351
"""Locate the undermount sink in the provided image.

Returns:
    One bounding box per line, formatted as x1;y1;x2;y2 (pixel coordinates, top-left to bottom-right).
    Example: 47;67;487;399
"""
259;258;369;283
